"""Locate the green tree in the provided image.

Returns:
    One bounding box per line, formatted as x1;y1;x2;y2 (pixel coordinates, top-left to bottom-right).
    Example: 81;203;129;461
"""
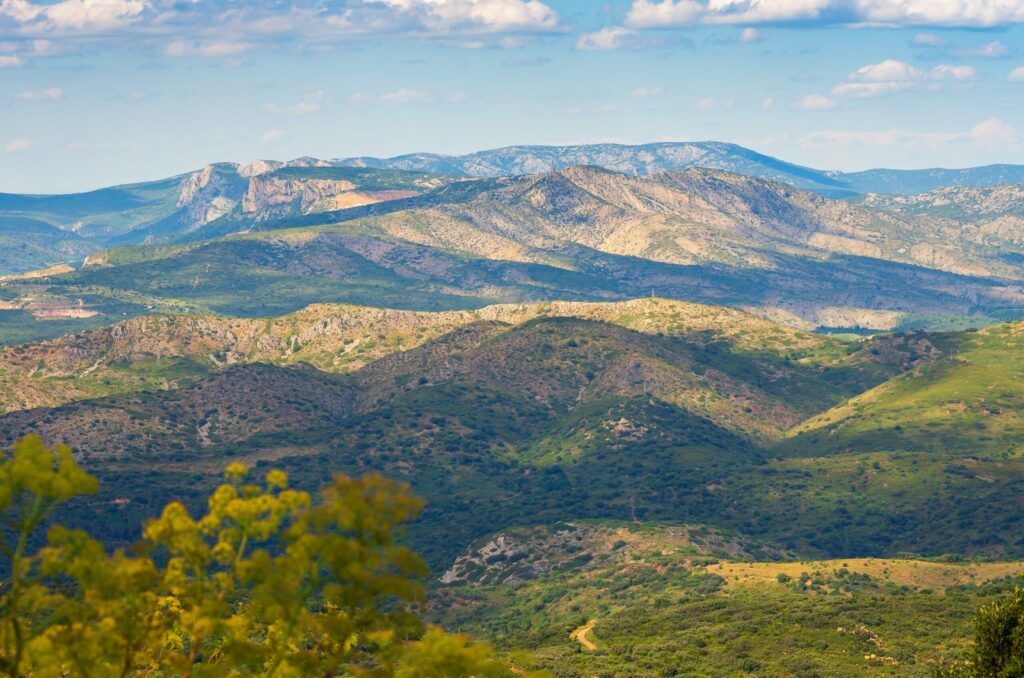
936;587;1024;677
0;435;542;677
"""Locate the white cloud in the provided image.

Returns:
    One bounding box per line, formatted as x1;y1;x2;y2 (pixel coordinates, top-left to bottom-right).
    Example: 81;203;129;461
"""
329;0;561;37
970;118;1019;145
827;59;975;98
738;27;762;42
800;118;1018;152
15;86;62;100
165;41;253;58
1009;66;1024;81
930;64;977;82
795;94;837;110
911;32;946;47
263;90;324;115
377;87;427;104
1;0;561;55
693;97;733;111
0;55;24;67
951;40;1010;58
760;97;774;109
0;0;43;23
348;92;370;103
576;26;637;50
622;0;1024;29
631;86;663;97
4;0;146;33
831;59;922;97
261;129;285;143
625;0;702;28
5;138;31;152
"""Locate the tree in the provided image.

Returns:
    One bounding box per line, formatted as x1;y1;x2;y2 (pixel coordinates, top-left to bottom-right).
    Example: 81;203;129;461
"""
0;435;541;677
936;587;1024;677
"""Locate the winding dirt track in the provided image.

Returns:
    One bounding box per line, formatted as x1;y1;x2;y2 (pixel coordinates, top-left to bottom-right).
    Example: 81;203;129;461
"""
571;621;598;650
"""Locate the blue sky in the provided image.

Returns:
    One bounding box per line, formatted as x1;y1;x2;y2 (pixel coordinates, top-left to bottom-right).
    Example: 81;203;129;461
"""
2;0;1024;193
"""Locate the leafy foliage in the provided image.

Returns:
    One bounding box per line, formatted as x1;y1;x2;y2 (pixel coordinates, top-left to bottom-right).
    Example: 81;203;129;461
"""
937;587;1024;677
0;436;533;677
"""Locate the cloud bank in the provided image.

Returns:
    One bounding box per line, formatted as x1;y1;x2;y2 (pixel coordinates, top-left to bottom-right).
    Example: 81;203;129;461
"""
0;0;562;64
625;0;1024;29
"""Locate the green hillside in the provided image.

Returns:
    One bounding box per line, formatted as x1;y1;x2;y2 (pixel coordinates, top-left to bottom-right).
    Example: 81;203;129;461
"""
1;297;1024;674
783;322;1024;458
4;300;1020;570
432;520;1024;676
0;216;99;274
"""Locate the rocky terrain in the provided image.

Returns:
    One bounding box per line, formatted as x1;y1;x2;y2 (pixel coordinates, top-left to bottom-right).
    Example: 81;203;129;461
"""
0;163;454;268
0;298;924;417
440;521;788;586
5;165;1024;345
339;142;1024;195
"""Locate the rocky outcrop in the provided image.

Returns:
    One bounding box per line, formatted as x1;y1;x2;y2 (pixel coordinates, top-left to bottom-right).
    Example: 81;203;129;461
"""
440;522;789;586
237;159;283;178
177;164;245;226
241;176;359;216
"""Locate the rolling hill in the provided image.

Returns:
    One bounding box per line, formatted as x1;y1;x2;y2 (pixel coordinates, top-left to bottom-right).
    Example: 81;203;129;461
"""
783;320;1024;458
0;216;99;275
6;143;1024;676
4;297;1020;571
2;296;1024;674
432;519;1024;676
4;166;1024;344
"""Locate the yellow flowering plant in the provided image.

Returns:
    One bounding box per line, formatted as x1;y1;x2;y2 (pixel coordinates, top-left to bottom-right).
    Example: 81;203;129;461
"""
0;436;542;677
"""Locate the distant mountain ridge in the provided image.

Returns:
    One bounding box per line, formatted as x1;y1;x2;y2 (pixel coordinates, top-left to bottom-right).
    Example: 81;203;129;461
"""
3;141;1024;276
0;163;454;274
335;142;1024;196
337;142;854;196
836;165;1024;195
4;165;1024;345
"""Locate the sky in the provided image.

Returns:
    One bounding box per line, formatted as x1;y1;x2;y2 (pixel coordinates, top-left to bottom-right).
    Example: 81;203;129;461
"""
1;0;1024;193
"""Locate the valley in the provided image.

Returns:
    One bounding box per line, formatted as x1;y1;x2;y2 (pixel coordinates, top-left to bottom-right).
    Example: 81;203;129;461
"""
4;143;1024;676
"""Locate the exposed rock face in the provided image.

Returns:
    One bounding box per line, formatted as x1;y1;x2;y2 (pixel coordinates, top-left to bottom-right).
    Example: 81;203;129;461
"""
241;176;360;216
237;159;283;177
861;184;1024;222
175;160;437;227
440;522;789;586
177;164;244;226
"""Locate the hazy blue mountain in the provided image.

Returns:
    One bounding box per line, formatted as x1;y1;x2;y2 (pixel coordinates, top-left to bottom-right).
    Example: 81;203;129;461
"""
337;143;1024;197
0;163;454;273
0;216;100;275
5;165;1024;345
836;164;1024;195
338;142;856;196
5;142;1024;276
0;176;185;242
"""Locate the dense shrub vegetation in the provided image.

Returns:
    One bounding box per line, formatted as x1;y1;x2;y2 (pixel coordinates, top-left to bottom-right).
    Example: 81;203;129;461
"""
0;435;538;677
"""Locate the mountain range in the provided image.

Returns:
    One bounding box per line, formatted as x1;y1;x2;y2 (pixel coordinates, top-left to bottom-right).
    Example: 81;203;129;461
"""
5;144;1024;674
3;161;1024;345
339;142;1024;196
5;141;1024;276
1;297;1020;582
